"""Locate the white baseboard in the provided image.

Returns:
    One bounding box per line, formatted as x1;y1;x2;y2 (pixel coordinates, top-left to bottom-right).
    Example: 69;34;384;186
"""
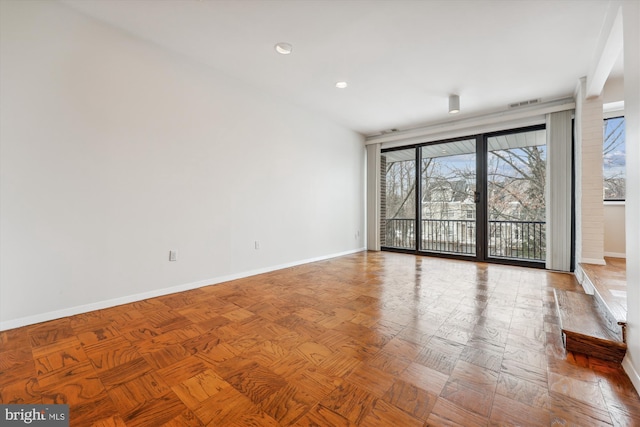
623;355;640;396
574;265;584;283
574;264;595;295
580;257;607;265
0;248;365;331
604;251;626;258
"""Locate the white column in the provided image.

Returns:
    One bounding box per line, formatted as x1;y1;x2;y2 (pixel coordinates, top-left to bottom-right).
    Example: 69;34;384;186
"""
575;78;606;265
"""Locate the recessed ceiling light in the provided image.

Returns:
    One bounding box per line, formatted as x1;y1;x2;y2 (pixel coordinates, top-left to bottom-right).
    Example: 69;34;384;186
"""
335;81;348;89
274;42;292;55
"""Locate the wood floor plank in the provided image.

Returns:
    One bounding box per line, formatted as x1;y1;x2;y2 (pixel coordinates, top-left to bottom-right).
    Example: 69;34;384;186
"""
223;363;287;406
549;392;614;426
96;357;154;389
548;371;608;409
259;383;312;425
90;414;128;427
192;385;255;425
295;404;356;427
319;382;377;424
154;356;209;387
37;360;97;389
427;397;489;427
495;372;549;409
440;378;495;419
40;375;108;406
0;377;41;404
397;361;449;396
0;347;32;372
106;371;171;413
291;367;342;403
28;319;76;348
345;363;395;398
140;344;191;370
68;397;120;426
1;251;639;425
360;399;424;427
171;369;230;410
83;336;141;372
33;342;88;377
489;393;550;426
382;378;437;420
160;409;204;427
120;391;187;427
294;341;333;366
0;359;37;386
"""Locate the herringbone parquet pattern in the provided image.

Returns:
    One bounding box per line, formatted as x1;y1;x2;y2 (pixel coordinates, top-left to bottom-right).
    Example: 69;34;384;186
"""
1;252;639;426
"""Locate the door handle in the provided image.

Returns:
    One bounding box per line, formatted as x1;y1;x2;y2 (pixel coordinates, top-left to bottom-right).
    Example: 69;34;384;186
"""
474;192;480;203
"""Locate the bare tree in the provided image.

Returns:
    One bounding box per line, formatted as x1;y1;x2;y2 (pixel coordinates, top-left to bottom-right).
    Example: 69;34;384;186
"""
604;117;625;200
488;146;546;222
385;160;416;219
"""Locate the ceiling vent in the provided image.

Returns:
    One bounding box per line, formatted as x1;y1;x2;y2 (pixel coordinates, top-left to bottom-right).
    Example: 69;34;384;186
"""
509;98;541;109
380;128;399;135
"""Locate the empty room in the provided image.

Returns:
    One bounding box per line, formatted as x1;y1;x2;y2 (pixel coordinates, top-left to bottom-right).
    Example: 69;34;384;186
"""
1;0;639;426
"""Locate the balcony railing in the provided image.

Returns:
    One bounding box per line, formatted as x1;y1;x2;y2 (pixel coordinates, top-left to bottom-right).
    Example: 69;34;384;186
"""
422;219;476;255
384;218;545;262
488;220;545;261
384;218;416;249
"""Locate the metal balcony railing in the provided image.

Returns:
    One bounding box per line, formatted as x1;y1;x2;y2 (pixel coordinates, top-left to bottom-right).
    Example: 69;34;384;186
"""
384;218;545;262
488;220;546;261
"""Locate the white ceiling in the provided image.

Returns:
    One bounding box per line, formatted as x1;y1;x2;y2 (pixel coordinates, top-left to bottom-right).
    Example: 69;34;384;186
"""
62;0;613;136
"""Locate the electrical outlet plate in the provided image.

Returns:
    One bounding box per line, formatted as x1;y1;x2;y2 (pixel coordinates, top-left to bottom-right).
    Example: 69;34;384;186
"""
169;250;177;261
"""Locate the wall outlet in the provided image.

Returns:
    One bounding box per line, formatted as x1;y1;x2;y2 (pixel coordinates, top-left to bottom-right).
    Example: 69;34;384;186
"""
169;250;177;261
355;230;360;240
254;241;260;250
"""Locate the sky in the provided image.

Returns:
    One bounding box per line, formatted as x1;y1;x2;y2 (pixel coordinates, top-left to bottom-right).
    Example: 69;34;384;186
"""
604;116;626;179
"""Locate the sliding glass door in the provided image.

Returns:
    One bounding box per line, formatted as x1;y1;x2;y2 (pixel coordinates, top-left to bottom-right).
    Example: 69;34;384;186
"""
486;128;547;261
381;148;416;250
420;139;477;256
381;125;547;267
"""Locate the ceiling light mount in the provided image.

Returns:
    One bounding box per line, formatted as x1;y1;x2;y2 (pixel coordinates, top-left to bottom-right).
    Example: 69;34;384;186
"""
449;94;460;114
335;81;348;89
274;42;292;55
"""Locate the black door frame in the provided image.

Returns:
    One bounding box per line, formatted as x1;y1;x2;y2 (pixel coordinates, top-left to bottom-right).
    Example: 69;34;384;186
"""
381;124;547;269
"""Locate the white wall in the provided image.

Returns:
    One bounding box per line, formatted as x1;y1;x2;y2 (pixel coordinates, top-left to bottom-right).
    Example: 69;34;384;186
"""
603;75;625;104
604;202;626;257
574;79;606;265
622;0;640;395
0;0;365;329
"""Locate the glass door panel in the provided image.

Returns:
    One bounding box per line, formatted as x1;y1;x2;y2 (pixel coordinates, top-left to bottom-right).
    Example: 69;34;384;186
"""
487;129;546;261
420;139;476;256
381;148;416;249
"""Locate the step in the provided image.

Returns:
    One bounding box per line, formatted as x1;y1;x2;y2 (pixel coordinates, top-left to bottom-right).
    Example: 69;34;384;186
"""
554;289;627;363
579;261;627;343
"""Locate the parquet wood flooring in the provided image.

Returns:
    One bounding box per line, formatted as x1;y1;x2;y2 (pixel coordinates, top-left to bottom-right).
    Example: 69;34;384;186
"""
2;251;640;426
